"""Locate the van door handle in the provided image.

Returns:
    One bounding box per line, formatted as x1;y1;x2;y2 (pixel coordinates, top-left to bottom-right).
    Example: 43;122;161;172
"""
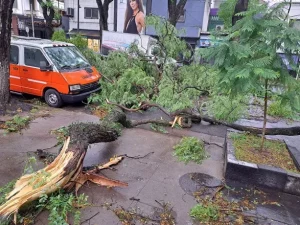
23;69;28;72
13;67;18;70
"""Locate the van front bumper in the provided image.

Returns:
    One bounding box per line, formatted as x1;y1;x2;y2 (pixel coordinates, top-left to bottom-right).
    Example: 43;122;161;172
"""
60;86;101;103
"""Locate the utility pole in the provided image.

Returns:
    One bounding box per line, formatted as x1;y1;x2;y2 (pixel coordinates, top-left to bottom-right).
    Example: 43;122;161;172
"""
77;0;80;32
30;0;35;37
114;0;117;31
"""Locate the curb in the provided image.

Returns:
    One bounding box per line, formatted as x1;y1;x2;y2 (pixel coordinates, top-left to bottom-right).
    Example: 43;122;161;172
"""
224;129;300;196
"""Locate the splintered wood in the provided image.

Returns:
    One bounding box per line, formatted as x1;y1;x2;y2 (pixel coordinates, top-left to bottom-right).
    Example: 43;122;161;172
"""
0;137;127;219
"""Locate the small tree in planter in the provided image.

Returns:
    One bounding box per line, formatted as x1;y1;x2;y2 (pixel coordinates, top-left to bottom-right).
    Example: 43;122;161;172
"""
200;0;300;150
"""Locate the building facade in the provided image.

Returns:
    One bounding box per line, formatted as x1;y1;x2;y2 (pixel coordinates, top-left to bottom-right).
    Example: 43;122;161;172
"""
146;0;211;47
12;0;64;38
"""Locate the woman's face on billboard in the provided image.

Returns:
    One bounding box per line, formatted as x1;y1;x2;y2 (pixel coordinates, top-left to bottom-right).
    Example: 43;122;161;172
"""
129;0;138;11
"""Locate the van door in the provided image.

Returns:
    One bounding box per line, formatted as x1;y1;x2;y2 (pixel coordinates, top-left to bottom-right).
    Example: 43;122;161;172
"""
9;45;22;92
21;47;51;96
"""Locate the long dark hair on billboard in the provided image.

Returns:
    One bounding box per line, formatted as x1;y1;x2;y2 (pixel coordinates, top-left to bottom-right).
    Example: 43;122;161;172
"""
123;0;144;33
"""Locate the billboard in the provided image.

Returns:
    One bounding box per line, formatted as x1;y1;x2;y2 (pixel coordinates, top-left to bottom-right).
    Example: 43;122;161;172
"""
122;0;147;35
101;0;150;55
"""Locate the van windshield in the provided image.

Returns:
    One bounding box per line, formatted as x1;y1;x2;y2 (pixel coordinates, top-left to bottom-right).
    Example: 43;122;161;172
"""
44;46;90;70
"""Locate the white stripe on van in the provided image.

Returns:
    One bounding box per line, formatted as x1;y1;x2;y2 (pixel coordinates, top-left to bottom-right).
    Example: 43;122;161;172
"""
28;79;47;84
10;75;20;79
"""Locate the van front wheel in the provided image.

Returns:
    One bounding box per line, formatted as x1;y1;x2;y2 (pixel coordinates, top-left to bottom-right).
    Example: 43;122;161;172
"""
45;89;63;108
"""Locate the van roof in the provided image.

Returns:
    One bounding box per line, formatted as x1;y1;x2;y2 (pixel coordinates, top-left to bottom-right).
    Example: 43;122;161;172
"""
11;36;75;48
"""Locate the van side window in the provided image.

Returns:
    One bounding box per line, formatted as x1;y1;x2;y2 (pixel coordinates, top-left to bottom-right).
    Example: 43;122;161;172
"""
24;48;49;68
10;46;19;64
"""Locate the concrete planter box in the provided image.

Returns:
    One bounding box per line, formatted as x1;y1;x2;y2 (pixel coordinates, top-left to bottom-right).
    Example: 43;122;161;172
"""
224;129;300;196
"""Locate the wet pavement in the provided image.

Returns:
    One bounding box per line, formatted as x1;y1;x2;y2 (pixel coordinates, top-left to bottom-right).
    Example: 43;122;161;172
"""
0;106;300;224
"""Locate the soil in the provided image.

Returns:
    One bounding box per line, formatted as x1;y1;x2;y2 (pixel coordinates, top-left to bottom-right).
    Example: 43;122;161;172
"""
232;133;299;173
0;98;33;116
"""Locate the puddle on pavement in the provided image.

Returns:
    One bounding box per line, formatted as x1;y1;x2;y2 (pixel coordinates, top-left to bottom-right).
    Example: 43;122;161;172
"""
179;173;223;196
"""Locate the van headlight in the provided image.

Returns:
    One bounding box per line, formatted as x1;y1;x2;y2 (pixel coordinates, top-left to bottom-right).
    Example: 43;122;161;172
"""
69;85;81;91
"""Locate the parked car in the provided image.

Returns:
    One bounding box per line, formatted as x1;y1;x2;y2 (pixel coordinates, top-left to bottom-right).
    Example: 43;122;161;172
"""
10;36;101;107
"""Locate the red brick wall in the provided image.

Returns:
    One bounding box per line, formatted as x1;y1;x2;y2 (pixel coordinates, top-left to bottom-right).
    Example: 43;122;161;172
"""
11;15;19;35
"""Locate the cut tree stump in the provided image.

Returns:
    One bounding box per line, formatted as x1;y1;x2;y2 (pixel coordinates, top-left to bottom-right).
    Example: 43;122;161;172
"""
0;122;127;220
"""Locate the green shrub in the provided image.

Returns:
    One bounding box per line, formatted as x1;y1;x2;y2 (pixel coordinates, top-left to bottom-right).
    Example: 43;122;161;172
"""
268;100;295;119
173;137;207;164
190;204;219;222
207;95;247;123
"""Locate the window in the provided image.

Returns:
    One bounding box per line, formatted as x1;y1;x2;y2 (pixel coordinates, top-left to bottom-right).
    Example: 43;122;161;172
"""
10;46;19;64
178;10;186;23
44;46;89;70
24;48;48;68
84;8;98;19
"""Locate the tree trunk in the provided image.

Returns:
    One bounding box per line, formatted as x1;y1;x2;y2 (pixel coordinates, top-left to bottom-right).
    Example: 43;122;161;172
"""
0;0;14;112
45;21;54;39
95;0;113;50
170;108;300;136
232;0;249;26
37;0;55;39
0;122;124;218
260;79;268;150
168;0;188;26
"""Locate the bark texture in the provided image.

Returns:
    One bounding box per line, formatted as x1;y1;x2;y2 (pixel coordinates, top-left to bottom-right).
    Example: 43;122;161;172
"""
37;0;55;39
232;0;249;26
0;0;14;110
0;122;122;218
168;0;188;26
95;0;113;48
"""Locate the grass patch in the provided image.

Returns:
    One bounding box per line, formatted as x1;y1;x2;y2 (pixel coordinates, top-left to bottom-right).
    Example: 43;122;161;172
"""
190;203;219;223
173;137;207;164
268;101;295;119
3;115;31;133
231;133;299;173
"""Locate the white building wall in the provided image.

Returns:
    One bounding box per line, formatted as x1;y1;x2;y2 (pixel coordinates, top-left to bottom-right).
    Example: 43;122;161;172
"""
12;0;55;19
202;0;211;32
65;0;115;32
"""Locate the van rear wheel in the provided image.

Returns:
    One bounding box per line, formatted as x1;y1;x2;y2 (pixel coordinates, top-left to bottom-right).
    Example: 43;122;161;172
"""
45;89;63;108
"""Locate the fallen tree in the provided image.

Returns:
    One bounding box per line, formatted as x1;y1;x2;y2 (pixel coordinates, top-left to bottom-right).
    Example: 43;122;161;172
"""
108;101;300;136
0;120;128;221
1;104;299;222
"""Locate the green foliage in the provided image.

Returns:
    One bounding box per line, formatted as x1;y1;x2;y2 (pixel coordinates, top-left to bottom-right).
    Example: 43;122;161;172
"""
0;180;16;205
200;0;300;139
150;124;168;133
218;0;238;28
156;64;217;112
173;137;207;164
51;30;67;42
51;126;69;144
146;16;190;60
190;204;219;222
79;16;214;114
52;31;88;51
207;95;248;123
37;191;89;225
4;115;31;133
268;100;295;119
88;50;156;108
201;1;300;100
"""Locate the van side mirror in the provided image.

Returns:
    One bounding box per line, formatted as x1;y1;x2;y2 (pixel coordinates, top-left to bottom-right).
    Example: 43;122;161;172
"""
40;61;52;71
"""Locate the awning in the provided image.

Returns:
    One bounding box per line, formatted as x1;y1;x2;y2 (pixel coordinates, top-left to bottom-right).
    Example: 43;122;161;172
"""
68;29;100;39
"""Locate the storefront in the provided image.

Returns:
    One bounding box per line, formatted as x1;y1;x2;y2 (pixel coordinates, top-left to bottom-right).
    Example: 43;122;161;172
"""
68;29;100;53
13;14;47;38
